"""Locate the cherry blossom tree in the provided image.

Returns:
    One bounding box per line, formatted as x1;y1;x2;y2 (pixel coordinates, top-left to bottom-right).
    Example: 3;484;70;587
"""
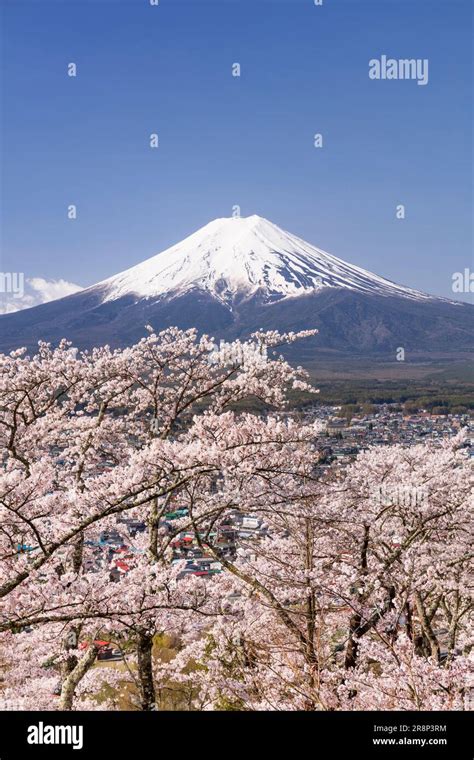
0;327;318;709
162;436;472;711
1;327;471;712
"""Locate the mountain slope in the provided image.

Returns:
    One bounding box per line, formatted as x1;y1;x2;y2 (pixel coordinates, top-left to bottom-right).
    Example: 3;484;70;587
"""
94;215;432;305
0;215;472;360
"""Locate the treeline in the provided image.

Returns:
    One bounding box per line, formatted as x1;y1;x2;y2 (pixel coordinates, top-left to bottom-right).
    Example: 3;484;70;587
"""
296;381;474;415
402;397;473;415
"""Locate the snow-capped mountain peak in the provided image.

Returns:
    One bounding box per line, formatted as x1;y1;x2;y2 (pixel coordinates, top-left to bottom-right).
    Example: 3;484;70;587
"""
1;216;470;359
95;215;429;305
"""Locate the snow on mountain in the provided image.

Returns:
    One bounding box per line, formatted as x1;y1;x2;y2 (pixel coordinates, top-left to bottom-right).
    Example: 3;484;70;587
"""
94;215;431;306
0;215;470;358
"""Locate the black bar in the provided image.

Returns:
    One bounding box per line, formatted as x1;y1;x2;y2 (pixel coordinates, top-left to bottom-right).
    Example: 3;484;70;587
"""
0;711;470;758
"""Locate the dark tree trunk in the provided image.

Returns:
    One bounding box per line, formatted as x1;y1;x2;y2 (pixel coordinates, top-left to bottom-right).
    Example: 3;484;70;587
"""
72;533;84;573
415;592;440;663
405;601;414;641
137;631;156;711
344;525;369;671
344;612;362;670
303;518;318;710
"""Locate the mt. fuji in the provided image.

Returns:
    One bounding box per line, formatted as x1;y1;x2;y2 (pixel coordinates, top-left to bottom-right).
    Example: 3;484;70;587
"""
96;215;429;306
0;215;472;361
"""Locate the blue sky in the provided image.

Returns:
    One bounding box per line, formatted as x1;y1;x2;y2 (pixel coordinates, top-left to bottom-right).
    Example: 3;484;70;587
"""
1;0;472;302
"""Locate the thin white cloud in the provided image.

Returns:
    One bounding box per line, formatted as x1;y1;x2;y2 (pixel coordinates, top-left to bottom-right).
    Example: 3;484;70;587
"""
0;277;83;314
